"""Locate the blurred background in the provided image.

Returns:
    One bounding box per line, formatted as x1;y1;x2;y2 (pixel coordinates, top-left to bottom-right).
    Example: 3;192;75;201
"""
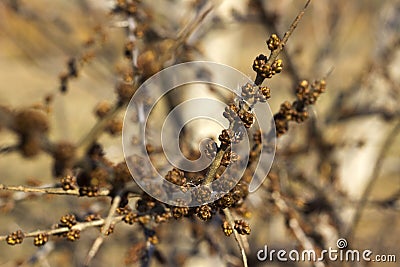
0;0;399;266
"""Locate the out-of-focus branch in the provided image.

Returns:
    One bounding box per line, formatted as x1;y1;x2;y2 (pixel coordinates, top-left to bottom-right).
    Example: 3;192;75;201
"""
346;119;400;241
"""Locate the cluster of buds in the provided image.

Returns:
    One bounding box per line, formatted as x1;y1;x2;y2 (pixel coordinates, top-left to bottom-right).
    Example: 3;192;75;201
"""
66;229;81;241
274;79;327;136
164;168;186;186
221;151;239;167
296;79;326;106
6;230;24;245
123;212;139;225
33;233;49;247
61;175;76;190
196;205;213;221
222;221;233;236
172;206;190;219
267;34;281;51
219;129;233;148
234;220;251;235
59;214;77;228
253;55;283;80
255;86;271;103
79;185;99;197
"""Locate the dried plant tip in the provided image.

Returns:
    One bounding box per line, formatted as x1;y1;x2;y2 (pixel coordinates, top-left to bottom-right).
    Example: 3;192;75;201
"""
222;221;233;236
6;230;24;245
267;34;281;51
33;233;49;246
234;220;251;235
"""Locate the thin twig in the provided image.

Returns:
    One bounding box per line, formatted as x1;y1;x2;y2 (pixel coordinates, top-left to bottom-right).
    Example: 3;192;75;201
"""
84;195;122;266
271;190;325;267
223;208;248;267
0;216;124;241
268;0;312;64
